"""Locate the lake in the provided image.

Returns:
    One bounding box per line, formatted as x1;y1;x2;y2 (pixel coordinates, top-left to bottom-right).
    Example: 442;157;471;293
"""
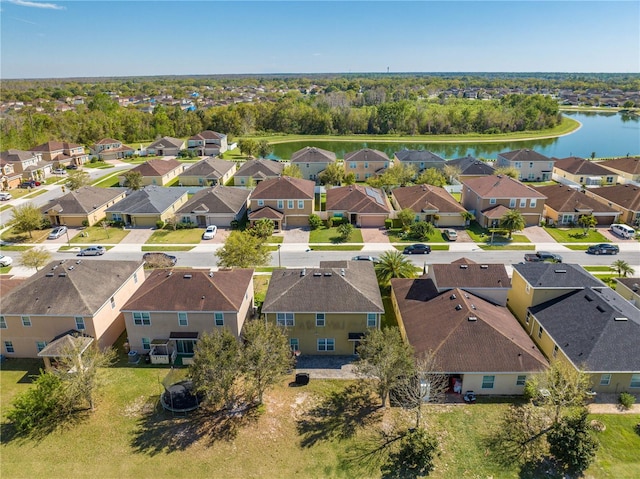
268;111;640;160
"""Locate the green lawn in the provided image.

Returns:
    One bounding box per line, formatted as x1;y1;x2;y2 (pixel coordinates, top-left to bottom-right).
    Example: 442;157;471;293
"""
83;162;115;169
146;228;205;244
140;245;194;252
0;204;14;213
0;227;50;244
465;223;531;244
386;228;451;243
0;244;31;251
69;226;130;244
310;245;364;251
0;266;11;274
267;235;284;244
478;244;536;251
587;413;640;478
544;226;608;243
309;226;364;244
92;173;123;188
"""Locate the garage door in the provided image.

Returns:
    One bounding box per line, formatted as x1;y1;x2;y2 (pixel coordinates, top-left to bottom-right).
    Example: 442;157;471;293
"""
286;215;309;227
359;215;386;227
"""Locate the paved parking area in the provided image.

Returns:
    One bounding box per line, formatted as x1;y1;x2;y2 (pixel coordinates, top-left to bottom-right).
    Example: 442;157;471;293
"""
360;227;389;243
294;355;358;379
121;227;155;244
282;226;310;244
520;225;557;244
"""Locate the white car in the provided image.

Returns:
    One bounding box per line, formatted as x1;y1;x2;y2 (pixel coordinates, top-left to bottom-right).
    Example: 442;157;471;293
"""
0;192;12;201
202;225;217;240
52;168;66;175
0;254;13;266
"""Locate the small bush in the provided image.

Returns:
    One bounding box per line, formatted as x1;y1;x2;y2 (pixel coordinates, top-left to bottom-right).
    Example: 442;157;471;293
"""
619;392;636;409
82;219;90;227
155;220;165;229
635;423;640;436
308;214;323;230
325;218;333;228
230;220;239;230
384;218;392;230
331;216;346;226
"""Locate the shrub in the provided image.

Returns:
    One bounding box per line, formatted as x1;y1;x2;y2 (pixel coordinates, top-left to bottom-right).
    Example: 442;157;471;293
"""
308;214;323;230
39;218;52;230
635;423;640;436
90;157;98;164
619;392;636;409
82;219;90;227
155;220;165;229
230;220;239;230
384;218;392;230
331;216;346;226
325;217;333;228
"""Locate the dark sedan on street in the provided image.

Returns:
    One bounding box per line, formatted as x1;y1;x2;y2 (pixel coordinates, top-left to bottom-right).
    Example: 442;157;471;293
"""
403;243;431;254
586;243;619;255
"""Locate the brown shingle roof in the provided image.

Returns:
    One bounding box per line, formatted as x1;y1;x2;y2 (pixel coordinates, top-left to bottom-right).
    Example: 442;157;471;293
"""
250;176;315;200
326;185;390;214
147;136;184;150
131;158;183;177
429;260;511;290
30;141;84;152
291;146;336;164
498;148;552;163
235;159;284;177
180;157;235;179
248;206;284;220
535;184;620;214
189;130;226;140
587;184;640;211
344;148;389;163
597;157;640;175
392;184;467;214
0;149;39;163
391;282;548;372
40;186;127;215
122;268;253;312
463;175;547;199
177;185;249;215
553;157;613;176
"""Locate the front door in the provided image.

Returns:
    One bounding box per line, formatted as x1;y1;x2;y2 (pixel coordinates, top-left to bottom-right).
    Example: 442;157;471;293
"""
196;215;206;227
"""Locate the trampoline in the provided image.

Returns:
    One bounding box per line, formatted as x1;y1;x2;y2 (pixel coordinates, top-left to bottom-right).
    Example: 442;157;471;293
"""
160;380;203;413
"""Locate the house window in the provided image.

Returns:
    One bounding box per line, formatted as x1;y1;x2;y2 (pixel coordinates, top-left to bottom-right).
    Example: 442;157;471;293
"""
367;313;377;328
290;338;299;352
525;284;531;294
538;326;544;339
481;375;495;389
606;176;614;184
317;338;335;352
133;312;151;326
21;316;31;327
509;198;516;208
516;375;527;386
36;341;47;353
630;374;640;388
520;199;526;208
364;162;369;169
489;198;496;204
548;162;553;169
214;312;224;326
277;200;284;209
528;173;535;180
530;199;536;208
529;162;534;168
298;200;304;209
257;199;264;207
600;374;611;386
75;317;85;330
316;313;325;327
4;341;14;353
142;338;151;351
133;272;138;284
525;312;531;324
349;162;356;169
553;345;558;357
288;200;294;209
277;313;294;327
110;297;116;309
0;316;6;329
178;312;188;326
364;173;371;179
515;162;522;168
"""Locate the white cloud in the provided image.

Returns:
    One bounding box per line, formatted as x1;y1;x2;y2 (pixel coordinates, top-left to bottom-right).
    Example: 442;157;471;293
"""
7;0;65;10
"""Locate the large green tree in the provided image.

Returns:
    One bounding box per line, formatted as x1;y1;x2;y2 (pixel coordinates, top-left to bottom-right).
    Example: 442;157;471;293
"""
577;214;597;235
374;250;416;286
318;162;344;186
122;170;143;190
10;203;43;238
282;163;302;178
215;230;271;268
548;408;599;476
397;208;416;231
66;170;91;191
249;218;274;240
500;209;525;239
415;167;447;187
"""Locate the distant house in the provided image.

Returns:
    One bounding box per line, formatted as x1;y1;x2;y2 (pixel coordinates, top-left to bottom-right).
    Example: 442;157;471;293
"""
234;159;284;186
105;186;189;227
391;184;468;227
248;176;315;230
0;149;50;181
119;158;184;187
178;157;236;186
91;138;135;161
262;261;384;355
344;148;390;181
552;156;617;187
325;185;391;227
534;184;620;226
391;279;548;396
445;156;496;182
121;268;254;365
496;149;555;182
0;159;23;190
461;175;547;227
40;186;127;227
290;146;337;182
187;130;228;156
30;140;88;168
597;157;640;185
583;184;640;227
393;149;445;174
614;277;640;309
176;185;250;227
0;260;145;358
145;136;185;156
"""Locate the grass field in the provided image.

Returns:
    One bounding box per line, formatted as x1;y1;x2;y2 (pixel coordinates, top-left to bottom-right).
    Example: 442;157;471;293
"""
0;227;50;244
146;228;205;244
92;173;123;188
386;228;451;243
140;245;194;252
69;225;130;244
543;227;608;243
309;226;364;244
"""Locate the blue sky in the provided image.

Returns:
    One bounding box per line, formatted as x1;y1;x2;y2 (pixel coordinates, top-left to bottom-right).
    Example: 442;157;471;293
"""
1;1;638;79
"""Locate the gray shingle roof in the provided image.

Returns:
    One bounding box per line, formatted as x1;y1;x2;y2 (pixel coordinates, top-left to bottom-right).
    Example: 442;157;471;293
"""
235;159;284;177
40;186;127;215
512;263;605;288
180;157;235;179
176;186;249;215
447;156;496;176
394;149;445;165
105;186;188;214
147;136;184;149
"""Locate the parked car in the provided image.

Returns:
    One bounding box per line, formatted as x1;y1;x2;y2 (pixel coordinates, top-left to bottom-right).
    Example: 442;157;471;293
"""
52;168;66;175
66;164;78;170
351;255;380;263
443;229;458;241
142;252;177;266
403;243;431;254
48;225;68;239
0;254;13;267
202;225;218;240
0;192;12;201
611;223;636;239
586;243;619;255
78;245;106;256
524;251;563;263
20;180;40;188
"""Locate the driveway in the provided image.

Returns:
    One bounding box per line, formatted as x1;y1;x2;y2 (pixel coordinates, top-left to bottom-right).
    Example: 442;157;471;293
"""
521;225;557;244
282;226;310;244
360;227;389;243
121;227;155;244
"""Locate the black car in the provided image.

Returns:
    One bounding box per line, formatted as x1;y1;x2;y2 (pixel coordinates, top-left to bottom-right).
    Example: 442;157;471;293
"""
586;243;619;255
66;164;78;170
142;252;178;266
403;243;431;254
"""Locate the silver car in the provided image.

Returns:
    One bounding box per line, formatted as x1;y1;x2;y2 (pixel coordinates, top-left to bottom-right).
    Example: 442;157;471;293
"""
78;245;106;256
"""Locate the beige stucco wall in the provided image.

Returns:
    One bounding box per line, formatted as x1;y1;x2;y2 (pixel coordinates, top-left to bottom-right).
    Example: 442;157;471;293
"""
344;160;389;181
460;373;531;396
293;162;330;182
45;192;127;227
553;168;617;186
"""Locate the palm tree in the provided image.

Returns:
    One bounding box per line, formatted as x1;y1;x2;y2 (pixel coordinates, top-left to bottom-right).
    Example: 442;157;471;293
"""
610;259;635;278
374;250;416;285
500;209;526;239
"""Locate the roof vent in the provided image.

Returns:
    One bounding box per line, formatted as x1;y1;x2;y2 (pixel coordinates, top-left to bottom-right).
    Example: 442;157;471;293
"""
76;259;82;264
596;305;605;313
459;264;468;269
480;265;488;269
614;317;628;321
58;272;67;277
554;269;567;273
68;266;74;271
209;271;214;277
183;274;192;279
324;272;332;276
301;268;306;277
45;272;54;277
313;272;322;277
450;294;457;300
455;304;462;311
341;268;345;276
468;316;478;321
585;294;593;302
471;304;476;310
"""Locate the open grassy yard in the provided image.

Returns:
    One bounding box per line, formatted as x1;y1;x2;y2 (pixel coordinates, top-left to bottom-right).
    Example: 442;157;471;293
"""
543;226;608;243
146;228;205;244
309;226;364;244
386;228;450;243
2;359;637;479
465;223;530;244
70;225;130;244
0;226;50;244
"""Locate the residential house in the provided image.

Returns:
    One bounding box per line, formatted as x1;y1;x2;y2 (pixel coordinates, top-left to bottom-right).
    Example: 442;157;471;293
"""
325;185;391;227
91;138;135;161
105;186;189;227
391;184;468;227
262;261;384;355
343;148;390;181
176;185;250;227
0;260;145;358
614;277;640;308
598;157;640;185
461;175;547;227
30;140;89;168
145;136;185;156
119;158;185;187
445;156;496;182
234;159;284;186
391;280;548;395
426;257;511;306
248;176;315;230
178;157;236;186
290;146;337;182
40;186;128;227
121;268;254;365
393;149;445;174
187;130;228;156
552;156;617;187
583;184;640;227
0;149;50;181
496;149;555;182
0;159;23;190
534;184;620;226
